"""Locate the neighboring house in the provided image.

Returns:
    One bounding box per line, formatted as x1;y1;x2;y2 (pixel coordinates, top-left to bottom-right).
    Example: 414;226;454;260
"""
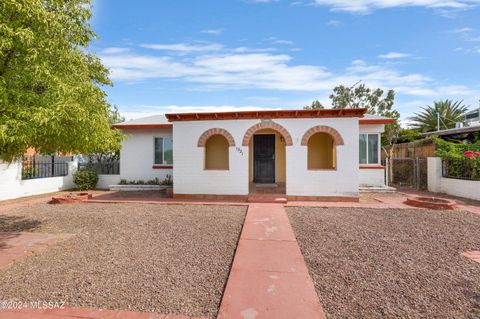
113;109;394;201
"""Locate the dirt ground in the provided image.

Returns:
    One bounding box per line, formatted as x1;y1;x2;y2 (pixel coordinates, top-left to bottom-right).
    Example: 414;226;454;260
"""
287;206;480;319
0;202;246;319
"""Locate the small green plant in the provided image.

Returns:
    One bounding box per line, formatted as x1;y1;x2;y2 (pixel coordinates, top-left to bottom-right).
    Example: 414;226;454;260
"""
22;168;37;179
135;180;145;185
161;174;173;186
119;179;127;185
74;170;98;190
146;178;160;185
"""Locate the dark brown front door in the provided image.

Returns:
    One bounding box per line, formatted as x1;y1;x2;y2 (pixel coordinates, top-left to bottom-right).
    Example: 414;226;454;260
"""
253;134;275;183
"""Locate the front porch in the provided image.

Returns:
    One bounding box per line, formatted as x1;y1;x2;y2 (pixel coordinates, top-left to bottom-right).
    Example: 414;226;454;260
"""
248;182;287;203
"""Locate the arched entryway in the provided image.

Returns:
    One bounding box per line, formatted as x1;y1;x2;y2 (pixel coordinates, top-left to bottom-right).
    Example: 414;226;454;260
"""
243;121;291;195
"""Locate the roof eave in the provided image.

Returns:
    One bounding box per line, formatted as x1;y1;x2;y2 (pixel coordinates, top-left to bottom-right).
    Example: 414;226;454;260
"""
111;124;173;129
359;119;396;125
165;108;368;122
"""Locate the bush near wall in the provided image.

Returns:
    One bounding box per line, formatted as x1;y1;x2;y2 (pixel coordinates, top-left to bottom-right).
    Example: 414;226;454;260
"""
433;137;480;180
73;170;98;190
433;136;480;160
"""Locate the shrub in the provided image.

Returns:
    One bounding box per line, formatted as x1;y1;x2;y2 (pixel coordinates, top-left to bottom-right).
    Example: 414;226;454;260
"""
161;174;173;186
21;168;37;179
433;136;480;160
74;170;98;190
119;179;127;185
147;178;160;185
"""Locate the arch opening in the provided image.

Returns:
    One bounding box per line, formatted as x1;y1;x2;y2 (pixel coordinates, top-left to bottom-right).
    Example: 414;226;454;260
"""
205;135;229;170
307;132;336;170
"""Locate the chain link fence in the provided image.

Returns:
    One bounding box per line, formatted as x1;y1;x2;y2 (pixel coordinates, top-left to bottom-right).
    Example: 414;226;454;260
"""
385;157;428;190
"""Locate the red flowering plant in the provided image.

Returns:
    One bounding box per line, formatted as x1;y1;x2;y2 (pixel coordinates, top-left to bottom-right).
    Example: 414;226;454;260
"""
464;150;475;158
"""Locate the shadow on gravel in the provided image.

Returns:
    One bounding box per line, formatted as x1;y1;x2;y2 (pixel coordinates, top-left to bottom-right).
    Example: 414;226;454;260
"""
0;215;42;250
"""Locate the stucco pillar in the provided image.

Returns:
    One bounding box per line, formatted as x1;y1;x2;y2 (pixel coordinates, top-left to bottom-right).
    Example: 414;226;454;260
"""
427;157;442;193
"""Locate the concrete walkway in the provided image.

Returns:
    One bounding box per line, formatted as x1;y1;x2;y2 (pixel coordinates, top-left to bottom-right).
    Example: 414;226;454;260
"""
0;307;205;318
0;232;71;268
217;203;326;319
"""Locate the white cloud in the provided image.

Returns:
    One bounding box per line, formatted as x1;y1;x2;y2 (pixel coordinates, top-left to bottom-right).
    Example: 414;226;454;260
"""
140;43;224;53
451;27;475;33
101;47;130;54
310;0;480;13
190;53;333;91
120;105;274;120
101;50;479;101
233;47;277;53
100;54;201;81
327;20;342;27
200;29;224;35
267;37;294;45
450;27;480;42
378;52;413;59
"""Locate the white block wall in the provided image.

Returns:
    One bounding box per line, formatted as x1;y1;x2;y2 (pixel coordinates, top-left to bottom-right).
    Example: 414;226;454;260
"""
97;174;121;189
120;128;173;182
283;118;359;197
428;157;480;201
360;124;385;134
173;117;360;197
0;161;77;201
173;120;249;195
359;169;385;187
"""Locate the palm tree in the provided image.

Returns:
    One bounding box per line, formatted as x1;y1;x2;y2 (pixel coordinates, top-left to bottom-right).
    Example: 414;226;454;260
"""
409;99;469;132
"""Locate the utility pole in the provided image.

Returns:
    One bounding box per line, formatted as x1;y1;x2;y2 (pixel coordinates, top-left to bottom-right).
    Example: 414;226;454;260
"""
437;112;440;131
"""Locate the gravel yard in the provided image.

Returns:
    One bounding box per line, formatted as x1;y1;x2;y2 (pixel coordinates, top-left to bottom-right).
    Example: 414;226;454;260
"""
287;207;480;319
0;203;246;318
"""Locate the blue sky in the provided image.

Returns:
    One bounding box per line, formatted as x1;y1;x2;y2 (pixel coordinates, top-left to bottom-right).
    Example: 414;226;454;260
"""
90;0;480;123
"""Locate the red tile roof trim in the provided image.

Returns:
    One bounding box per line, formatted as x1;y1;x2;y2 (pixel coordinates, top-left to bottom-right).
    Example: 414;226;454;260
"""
165;108;367;122
359;119;395;125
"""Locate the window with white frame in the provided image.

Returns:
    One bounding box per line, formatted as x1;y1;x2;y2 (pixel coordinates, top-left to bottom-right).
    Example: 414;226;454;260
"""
154;137;173;165
359;134;379;164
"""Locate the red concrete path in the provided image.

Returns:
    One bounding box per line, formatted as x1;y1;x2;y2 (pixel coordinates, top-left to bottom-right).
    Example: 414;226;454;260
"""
0;232;71;269
217;203;326;319
0;307;206;319
461;251;480;265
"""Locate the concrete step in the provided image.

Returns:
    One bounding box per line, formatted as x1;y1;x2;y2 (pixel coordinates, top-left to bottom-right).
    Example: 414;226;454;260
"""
247;194;288;204
360;185;397;193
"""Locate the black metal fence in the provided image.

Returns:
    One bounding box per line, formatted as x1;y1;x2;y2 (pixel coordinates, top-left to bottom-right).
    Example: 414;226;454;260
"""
442;158;480;181
21;156;72;180
78;161;120;175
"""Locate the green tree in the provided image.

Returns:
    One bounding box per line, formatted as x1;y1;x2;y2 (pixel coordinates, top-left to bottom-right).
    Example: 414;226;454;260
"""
0;0;120;161
108;105;125;126
329;83;400;147
397;128;421;143
408;99;469;133
87;105;124;162
330;83;395;116
303;100;324;110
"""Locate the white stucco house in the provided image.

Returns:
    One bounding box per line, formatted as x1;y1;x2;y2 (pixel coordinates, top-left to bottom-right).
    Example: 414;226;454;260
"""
113;108;394;201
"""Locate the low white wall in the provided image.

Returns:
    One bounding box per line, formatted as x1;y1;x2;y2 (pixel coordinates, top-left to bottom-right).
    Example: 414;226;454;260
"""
359;168;385;187
428;157;480;201
97;174;121;190
0;161;77;201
